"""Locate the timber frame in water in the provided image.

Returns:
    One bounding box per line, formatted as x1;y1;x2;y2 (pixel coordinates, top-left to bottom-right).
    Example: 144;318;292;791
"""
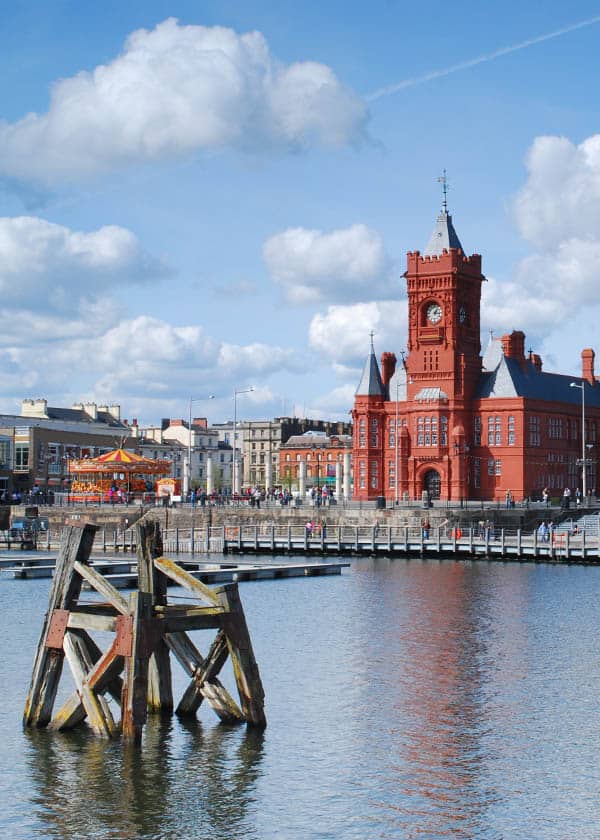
23;520;266;742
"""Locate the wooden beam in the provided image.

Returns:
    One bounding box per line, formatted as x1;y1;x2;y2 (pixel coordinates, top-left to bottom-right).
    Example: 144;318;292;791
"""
51;634;124;731
24;522;97;728
167;630;243;723
121;591;152;743
62;631;119;738
153;556;222;606
73;560;129;614
137;521;173;715
216;584;266;728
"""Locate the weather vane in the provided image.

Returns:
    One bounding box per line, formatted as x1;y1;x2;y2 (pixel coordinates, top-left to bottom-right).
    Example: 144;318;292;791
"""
437;169;449;212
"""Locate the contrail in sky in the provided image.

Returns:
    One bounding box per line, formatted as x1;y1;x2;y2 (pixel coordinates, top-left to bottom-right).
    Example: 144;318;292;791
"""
367;14;600;101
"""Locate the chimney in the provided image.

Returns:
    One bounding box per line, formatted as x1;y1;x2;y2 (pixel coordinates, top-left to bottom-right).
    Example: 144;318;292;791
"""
532;354;543;373
582;348;595;385
380;352;397;388
193;417;208;429
501;331;526;361
21;398;48;418
83;402;97;421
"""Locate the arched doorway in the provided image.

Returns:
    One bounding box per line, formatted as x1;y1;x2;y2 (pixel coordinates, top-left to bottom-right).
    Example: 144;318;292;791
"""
423;469;441;499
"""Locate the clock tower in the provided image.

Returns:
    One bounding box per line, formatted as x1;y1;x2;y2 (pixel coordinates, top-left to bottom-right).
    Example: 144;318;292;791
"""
404;201;483;402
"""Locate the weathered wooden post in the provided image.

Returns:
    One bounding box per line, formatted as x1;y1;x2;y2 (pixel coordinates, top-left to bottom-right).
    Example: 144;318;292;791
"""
24;522;97;728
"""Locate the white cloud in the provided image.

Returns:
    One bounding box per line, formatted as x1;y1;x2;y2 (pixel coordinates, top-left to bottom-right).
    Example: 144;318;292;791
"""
0;18;368;184
500;132;600;341
0;216;166;311
0;312;301;413
264;224;392;303
309;300;407;365
515;134;600;250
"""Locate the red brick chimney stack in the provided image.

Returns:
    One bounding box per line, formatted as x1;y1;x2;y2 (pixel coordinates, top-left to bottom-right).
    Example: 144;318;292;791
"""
582;348;595;385
380;352;397;388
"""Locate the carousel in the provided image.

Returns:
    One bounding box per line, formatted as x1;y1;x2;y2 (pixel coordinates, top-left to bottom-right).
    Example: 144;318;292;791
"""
67;448;173;502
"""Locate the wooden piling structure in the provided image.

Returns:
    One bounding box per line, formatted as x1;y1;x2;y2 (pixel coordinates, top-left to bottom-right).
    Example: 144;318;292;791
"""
24;520;266;743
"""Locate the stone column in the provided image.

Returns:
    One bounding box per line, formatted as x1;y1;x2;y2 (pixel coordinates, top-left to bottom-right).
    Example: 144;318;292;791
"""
299;461;306;500
343;451;351;500
265;458;272;492
206;456;213;495
235;460;243;496
335;460;342;500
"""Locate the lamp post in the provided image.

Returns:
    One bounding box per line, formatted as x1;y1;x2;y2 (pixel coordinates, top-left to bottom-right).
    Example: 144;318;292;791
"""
232;386;254;497
570;381;587;500
187;395;215;498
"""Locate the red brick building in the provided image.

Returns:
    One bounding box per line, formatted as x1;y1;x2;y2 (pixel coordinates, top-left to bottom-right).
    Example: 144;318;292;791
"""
352;204;599;502
280;431;352;490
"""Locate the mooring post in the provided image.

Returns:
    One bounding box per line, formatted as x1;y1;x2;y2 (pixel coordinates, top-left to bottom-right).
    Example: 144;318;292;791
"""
24;522;97;728
136;521;172;715
217;583;266;728
121;590;153;743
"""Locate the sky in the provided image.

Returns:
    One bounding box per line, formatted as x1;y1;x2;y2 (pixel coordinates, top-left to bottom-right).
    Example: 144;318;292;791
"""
1;0;600;426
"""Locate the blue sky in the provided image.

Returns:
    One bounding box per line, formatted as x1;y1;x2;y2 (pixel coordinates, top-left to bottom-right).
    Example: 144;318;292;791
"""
0;1;599;424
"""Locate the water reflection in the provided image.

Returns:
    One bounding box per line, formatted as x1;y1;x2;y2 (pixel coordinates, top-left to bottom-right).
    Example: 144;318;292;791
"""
357;559;515;839
26;718;264;840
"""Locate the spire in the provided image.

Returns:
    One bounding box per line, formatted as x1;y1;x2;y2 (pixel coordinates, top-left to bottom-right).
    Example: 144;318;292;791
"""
423;170;464;256
355;335;385;397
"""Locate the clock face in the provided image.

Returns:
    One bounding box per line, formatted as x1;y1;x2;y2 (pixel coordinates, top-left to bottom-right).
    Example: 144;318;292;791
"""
427;303;443;324
459;306;467;324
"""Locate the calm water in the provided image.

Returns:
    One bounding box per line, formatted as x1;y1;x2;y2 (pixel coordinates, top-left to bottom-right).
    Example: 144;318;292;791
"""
2;557;600;839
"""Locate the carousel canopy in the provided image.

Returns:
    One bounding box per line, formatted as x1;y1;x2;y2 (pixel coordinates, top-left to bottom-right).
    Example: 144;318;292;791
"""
68;448;171;475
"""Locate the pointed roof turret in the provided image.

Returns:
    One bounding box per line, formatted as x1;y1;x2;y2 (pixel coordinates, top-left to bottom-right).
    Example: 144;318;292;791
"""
355;334;385;397
423;169;464;256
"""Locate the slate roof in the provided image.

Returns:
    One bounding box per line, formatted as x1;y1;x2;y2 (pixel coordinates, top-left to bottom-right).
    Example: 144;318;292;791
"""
414;387;449;402
477;339;600;406
355;346;385;398
423;210;464;256
46;406;128;427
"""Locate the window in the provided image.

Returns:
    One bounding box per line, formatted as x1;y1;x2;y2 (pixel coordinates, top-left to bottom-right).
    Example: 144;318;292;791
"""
474;416;481;447
473;458;481;488
388;460;396;488
359;460;366;489
285;454;291;462
508;416;515;446
548;417;563;439
389;418;396;448
359;418;366;448
441;416;448;446
15;443;29;469
529;416;541;447
370;418;378;447
370;459;378;489
0;440;10;467
495;460;502;475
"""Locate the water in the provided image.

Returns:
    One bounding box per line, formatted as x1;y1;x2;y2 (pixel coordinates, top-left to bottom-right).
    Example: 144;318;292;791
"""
3;557;600;839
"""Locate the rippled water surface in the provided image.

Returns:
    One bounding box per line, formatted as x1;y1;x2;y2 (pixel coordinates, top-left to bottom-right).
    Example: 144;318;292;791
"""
3;557;600;839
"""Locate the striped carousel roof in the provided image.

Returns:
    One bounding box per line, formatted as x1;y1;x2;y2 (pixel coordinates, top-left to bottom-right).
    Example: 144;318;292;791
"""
68;448;171;474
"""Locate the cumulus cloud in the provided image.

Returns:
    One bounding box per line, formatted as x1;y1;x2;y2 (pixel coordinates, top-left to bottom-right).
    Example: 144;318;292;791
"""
0;216;167;311
264;223;393;303
515;134;600;250
0;313;299;407
0;18;368;184
309;300;407;365
500;132;600;338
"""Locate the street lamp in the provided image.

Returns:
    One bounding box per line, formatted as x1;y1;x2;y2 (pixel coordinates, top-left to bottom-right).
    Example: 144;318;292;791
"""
232;386;254;497
570;381;587;500
188;395;215;497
